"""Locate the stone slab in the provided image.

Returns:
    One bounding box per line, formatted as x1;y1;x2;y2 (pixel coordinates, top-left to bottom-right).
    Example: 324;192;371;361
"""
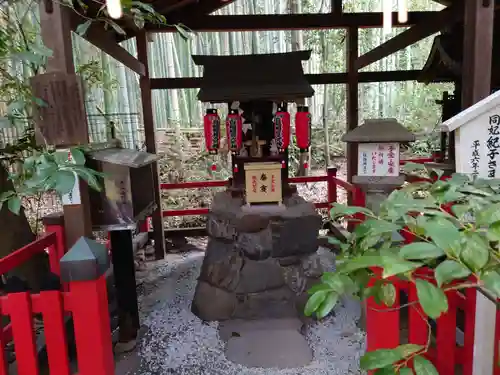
218;318;303;342
225;327;313;368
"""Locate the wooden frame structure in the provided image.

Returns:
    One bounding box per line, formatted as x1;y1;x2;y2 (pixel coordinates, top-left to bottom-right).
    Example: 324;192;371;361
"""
38;0;495;363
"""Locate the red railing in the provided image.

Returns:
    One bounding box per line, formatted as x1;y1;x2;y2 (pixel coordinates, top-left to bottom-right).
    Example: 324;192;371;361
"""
366;268;477;375
161;167;365;217
0;216;115;375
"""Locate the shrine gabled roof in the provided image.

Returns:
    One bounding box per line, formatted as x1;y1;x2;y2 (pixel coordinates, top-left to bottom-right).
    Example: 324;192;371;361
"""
342;118;416;143
192;50;315;103
441;90;500;132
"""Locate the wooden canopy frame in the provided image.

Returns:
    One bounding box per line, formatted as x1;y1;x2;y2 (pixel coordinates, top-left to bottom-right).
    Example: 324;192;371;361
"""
38;0;494;259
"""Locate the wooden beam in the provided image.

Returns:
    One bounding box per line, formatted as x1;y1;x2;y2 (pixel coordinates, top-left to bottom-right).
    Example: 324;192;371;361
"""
39;1;93;247
136;30;166;261
355;6;463;70
153;0;198;14
150;70;442;90
331;0;342;13
146;11;440;32
346;26;358;184
69;14;146;76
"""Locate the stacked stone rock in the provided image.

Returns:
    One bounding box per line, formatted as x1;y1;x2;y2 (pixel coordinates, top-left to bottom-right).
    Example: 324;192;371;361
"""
191;190;324;322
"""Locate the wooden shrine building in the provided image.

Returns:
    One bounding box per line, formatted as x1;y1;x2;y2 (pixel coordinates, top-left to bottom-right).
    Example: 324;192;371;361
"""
38;0;495;256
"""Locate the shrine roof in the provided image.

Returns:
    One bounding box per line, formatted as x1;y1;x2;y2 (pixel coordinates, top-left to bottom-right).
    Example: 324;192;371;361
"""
192;50;315;102
341;118;416;143
87;147;161;168
441;90;500;132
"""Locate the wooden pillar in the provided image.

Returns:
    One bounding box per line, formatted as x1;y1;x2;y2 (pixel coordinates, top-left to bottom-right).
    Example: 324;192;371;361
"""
461;0;494;108
346;26;359;184
39;1;93;247
136;31;166;260
459;2;495;375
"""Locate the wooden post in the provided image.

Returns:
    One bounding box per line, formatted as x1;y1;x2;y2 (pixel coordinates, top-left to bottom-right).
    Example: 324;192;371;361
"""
60;237;114;375
39;1;93;248
346;26;359;185
327;167;338;205
136;30;166;260
109;230;140;345
460;1;495;375
42;212;66;276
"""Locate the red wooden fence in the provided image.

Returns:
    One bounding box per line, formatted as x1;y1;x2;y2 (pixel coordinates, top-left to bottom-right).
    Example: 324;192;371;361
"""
160;167;366;217
0;218;115;375
366;269;477;375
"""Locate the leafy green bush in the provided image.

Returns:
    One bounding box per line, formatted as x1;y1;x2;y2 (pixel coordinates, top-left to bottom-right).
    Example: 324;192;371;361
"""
306;163;500;374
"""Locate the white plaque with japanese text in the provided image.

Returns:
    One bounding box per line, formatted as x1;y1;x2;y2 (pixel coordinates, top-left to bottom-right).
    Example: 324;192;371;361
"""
357;143;400;177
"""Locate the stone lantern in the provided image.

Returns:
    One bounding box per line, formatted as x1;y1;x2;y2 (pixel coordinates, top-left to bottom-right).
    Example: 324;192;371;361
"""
342;118;416;214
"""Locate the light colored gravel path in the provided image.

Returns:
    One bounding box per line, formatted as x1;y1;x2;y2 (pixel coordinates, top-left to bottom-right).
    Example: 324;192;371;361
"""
120;249;365;375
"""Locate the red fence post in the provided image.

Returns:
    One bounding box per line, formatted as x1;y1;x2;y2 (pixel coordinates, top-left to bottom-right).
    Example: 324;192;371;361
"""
42;212;66;276
327;167;338;206
60;237;114;375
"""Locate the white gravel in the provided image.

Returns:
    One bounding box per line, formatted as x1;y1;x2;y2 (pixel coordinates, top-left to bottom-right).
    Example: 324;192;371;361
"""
133;249;366;375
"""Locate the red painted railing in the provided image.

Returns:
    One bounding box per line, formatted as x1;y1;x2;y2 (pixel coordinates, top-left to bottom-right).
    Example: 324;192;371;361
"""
0;217;115;375
367;268;477;375
161;167;365;217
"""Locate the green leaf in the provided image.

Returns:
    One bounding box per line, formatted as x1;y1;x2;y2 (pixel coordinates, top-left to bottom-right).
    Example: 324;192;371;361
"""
337;255;383;274
421;217;461;257
76;20;92;36
11;51;43;64
70;148;86;165
487;221;500;241
307;283;332;295
399;367;414;375
477;203;500;226
381;256;421;278
0;191;15;201
108;21;126;35
360;349;405;370
375;367;396;375
7;196;21;215
434;260;471;287
330;203;372;218
132;0;156;13
481;270;500;298
399;242;445;260
304;291;327;316
415;279;448;319
413;355;438;375
402;162;428;174
379;283;396;307
316;292;339;319
461;233;489;272
54;171;76;195
397;343;424;358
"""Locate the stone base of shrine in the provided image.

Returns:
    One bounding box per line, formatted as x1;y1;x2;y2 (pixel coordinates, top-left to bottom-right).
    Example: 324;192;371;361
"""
191;190;324;321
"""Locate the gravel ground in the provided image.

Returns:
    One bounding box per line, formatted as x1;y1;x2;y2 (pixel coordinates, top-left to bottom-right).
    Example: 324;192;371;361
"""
130;248;366;375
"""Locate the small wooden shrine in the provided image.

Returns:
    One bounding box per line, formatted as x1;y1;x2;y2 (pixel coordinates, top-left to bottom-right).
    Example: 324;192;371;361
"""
197;51;314;205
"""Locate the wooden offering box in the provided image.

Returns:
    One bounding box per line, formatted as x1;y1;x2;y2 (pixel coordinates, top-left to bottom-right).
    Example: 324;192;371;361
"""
244;162;282;205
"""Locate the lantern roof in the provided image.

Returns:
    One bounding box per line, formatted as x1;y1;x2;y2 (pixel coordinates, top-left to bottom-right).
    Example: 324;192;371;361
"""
342;118;416;143
192;50;315;103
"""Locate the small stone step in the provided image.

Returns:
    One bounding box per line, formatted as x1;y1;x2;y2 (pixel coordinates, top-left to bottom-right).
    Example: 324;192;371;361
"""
224;326;313;369
219;318;303;342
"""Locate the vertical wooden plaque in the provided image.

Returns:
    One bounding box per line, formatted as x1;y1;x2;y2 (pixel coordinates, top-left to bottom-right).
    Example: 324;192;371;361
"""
30;72;89;146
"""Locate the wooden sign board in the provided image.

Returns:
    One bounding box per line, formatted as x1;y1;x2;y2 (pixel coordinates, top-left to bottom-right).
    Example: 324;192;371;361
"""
31;72;89;146
357;143;400;177
244;162;282;204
